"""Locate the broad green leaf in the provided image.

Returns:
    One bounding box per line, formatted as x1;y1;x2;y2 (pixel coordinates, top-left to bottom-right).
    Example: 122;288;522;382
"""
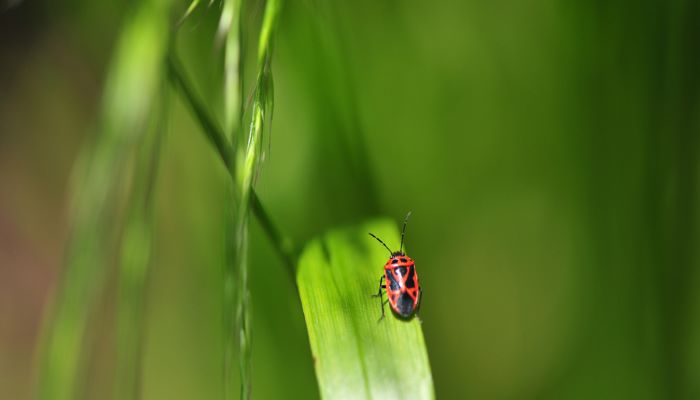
297;219;434;400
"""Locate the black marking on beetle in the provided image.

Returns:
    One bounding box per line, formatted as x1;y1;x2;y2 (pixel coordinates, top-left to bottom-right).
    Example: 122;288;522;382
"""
400;257;408;263
405;267;415;288
391;258;399;265
386;271;401;291
395;266;407;278
396;292;415;316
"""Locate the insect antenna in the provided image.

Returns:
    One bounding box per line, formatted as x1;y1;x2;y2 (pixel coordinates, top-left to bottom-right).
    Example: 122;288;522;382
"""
368;233;393;256
399;211;412;254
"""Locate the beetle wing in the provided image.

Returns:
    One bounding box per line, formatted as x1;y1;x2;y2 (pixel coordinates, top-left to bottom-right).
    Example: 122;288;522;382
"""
384;262;420;318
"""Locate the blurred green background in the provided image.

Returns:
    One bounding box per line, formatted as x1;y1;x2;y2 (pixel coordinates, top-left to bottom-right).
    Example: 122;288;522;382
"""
1;0;699;399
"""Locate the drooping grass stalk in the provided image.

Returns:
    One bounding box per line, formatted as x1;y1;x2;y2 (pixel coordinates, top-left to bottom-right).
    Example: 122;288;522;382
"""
166;53;234;171
35;1;171;399
219;0;244;140
231;1;283;398
166;51;294;275
168;12;290;394
250;194;295;278
233;0;283;228
218;0;245;397
113;82;169;400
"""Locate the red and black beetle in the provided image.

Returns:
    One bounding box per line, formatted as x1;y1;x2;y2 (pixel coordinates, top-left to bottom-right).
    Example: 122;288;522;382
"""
369;212;421;320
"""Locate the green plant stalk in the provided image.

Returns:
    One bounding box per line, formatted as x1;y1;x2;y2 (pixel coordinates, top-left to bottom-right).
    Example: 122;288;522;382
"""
167;53;234;170
230;0;283;398
166;52;295;276
168;14;290;395
114;83;168;400
35;1;171;399
220;0;244;140
219;0;245;397
231;111;257;400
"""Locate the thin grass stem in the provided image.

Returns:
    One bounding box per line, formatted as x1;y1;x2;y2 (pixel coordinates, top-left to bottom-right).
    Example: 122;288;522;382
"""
167;53;234;171
166;50;295;277
170;4;285;396
230;1;283;397
218;1;245;397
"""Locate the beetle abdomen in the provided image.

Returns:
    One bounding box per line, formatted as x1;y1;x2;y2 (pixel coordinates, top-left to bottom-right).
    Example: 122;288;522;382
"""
395;292;416;317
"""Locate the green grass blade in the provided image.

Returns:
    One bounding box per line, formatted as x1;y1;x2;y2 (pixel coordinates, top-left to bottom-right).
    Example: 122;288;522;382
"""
35;1;171;399
297;218;434;400
114;83;168;400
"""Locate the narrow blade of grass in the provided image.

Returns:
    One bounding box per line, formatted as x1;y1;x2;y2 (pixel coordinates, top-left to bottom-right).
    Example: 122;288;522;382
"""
114;83;168;400
34;1;171;399
297;218;434;400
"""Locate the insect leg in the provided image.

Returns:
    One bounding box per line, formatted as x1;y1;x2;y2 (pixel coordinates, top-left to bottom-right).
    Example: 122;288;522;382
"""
378;300;386;322
371;275;387;321
371;275;385;297
380;298;390;322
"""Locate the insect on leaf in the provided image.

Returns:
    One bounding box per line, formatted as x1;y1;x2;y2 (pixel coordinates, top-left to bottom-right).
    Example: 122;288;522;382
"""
297;218;434;400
